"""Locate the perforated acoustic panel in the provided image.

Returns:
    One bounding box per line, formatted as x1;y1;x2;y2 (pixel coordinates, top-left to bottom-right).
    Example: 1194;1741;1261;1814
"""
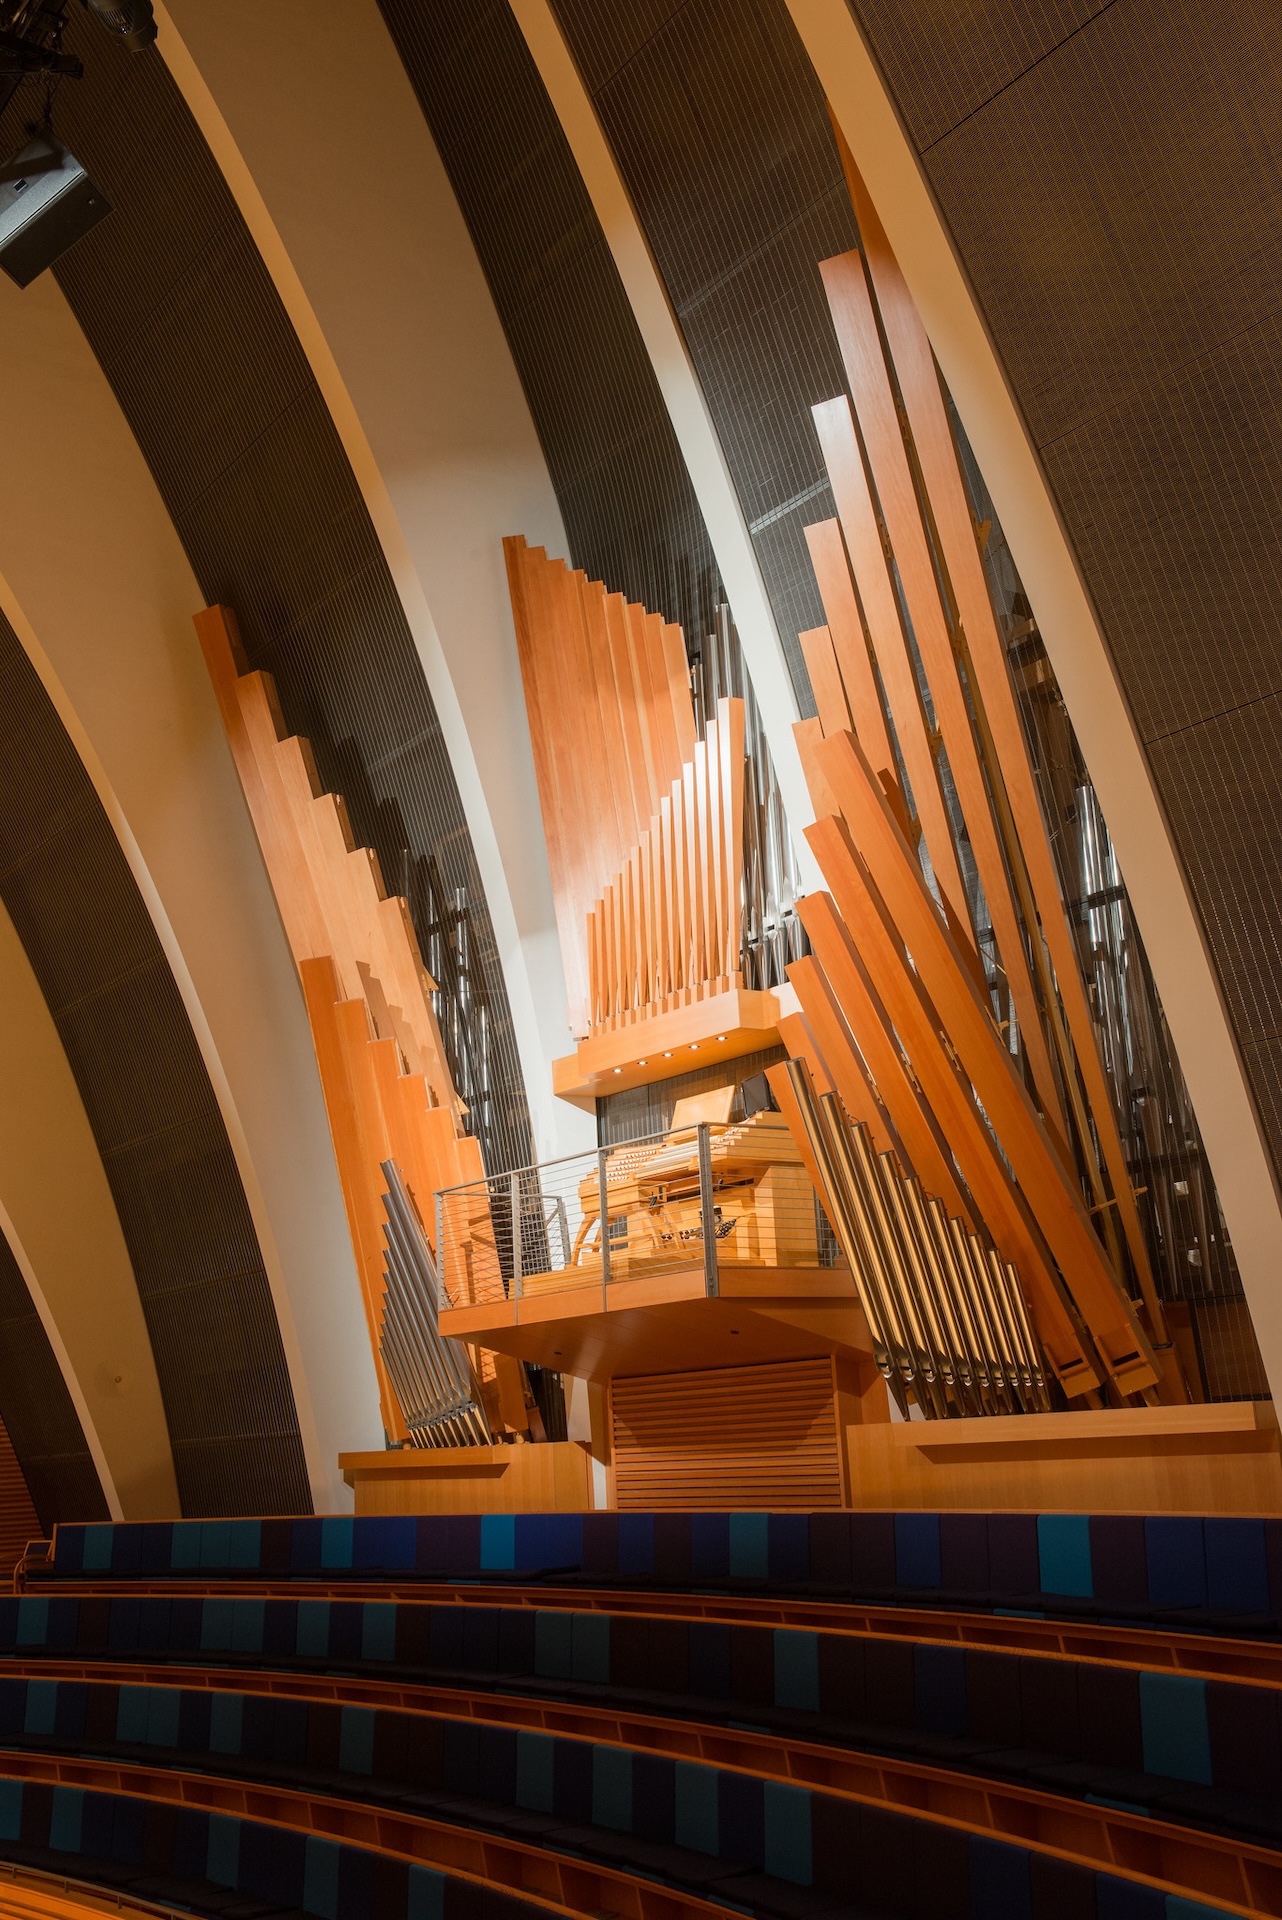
0;19;532;1183
376;0;722;654
0;616;308;1519
848;0;1282;1190
0;1229;105;1531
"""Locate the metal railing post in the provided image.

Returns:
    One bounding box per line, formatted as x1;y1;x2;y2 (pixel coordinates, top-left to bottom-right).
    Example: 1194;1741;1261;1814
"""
597;1147;611;1307
698;1122;719;1298
509;1170;523;1301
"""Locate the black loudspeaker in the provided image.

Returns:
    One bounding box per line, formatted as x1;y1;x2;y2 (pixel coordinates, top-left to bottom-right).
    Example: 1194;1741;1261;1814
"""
740;1070;779;1117
0;136;112;289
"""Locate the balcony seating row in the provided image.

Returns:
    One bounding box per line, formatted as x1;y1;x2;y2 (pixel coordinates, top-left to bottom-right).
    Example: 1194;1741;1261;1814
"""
0;1717;1243;1920
0;1775;546;1920
3;1595;1282;1844
3;1511;1274;1920
36;1512;1282;1633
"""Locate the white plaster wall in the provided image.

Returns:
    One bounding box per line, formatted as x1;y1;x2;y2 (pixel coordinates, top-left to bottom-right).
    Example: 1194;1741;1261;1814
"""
157;0;596;1163
0;269;383;1510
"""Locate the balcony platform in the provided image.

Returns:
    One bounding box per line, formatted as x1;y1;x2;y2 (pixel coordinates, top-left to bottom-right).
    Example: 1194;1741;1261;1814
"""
439;1260;872;1380
552;986;781;1108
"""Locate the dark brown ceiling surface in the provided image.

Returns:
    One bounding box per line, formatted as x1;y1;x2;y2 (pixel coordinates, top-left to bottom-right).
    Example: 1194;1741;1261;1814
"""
0;615;309;1519
548;0;863;706
851;0;1282;1176
377;0;722;653
0;15;534;1184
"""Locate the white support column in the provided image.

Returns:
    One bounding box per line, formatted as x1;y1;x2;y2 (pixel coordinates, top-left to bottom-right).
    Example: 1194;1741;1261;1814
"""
787;0;1282;1406
156;0;595;1161
0;269;383;1512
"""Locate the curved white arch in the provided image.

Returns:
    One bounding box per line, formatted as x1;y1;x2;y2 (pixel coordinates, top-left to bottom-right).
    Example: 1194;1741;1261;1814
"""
0;895;176;1521
155;0;595;1162
786;0;1282;1406
0;269;383;1512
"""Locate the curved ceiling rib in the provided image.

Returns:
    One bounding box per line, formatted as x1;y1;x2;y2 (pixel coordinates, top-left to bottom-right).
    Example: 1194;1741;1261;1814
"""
0;612;312;1517
0;894;176;1522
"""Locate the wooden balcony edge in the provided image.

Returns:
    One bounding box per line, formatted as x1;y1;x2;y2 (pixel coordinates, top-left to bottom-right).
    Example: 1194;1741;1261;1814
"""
892;1400;1277;1450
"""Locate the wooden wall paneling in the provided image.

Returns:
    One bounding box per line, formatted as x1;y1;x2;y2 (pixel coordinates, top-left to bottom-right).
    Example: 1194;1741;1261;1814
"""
799;624;854;739
811;396;970;929
820;252;1068;1145
803;810;1098;1394
793;894;969;1215
803;519;896;776
839;160;1162;1330
815;730;1159;1395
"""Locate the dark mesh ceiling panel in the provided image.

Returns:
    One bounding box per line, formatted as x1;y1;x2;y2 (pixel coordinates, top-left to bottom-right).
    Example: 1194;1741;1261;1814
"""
0;1232;107;1531
548;0;864;708
0;19;533;1180
376;0;722;652
849;0;1282;1184
0;616;309;1518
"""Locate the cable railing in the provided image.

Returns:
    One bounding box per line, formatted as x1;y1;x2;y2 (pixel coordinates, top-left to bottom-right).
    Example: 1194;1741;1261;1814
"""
435;1115;823;1312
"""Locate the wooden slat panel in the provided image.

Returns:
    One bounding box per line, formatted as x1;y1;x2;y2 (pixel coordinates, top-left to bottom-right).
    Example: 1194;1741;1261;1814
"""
503;538;696;1034
611;1357;843;1510
803;519;895;777
791;907;969;1215
777;1010;835;1096
820;250;1066;1143
814;729;1158;1395
300;957;403;1435
799;624;853;741
837;150;1160;1324
811;397;970;929
787;952;895;1154
199;609;459;1116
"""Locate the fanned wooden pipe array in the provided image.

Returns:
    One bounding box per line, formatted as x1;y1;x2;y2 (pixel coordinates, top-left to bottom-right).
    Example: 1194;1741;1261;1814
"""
197;605;529;1442
776;135;1183;1408
587;698;745;1031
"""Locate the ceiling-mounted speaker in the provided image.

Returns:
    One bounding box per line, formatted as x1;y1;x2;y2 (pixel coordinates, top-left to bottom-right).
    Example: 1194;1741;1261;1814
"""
0;135;111;288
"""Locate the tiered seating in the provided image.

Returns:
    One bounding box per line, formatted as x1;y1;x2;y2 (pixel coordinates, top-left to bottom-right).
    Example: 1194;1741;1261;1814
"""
33;1510;1282;1633
0;1511;1273;1920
